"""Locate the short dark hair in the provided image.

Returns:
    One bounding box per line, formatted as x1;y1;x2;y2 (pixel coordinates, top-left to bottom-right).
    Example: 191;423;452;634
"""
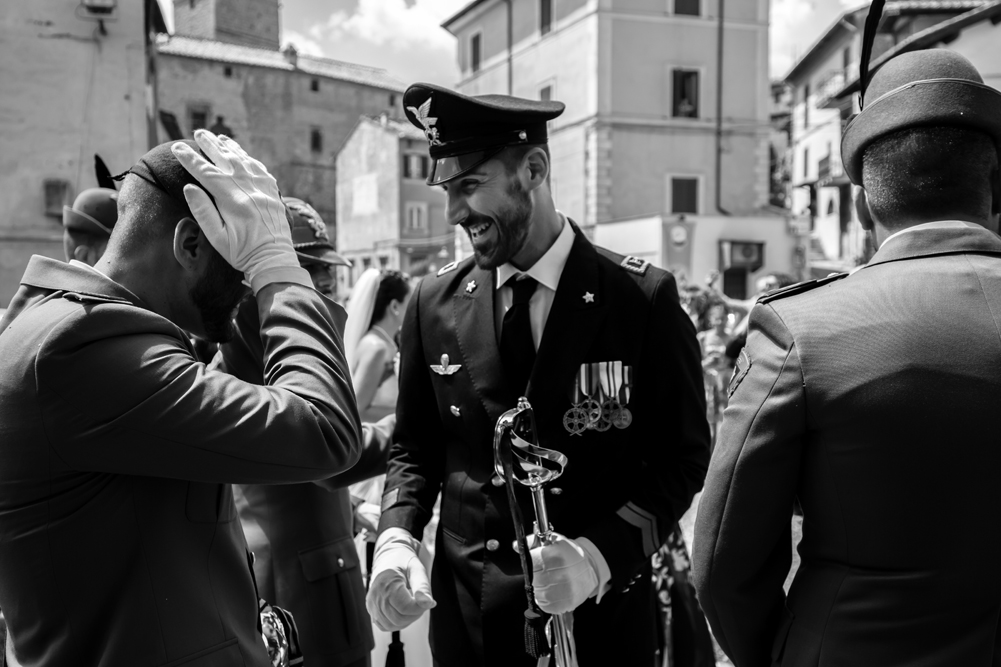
498;144;551;183
114;175;196;248
862;126;998;227
371;270;411;326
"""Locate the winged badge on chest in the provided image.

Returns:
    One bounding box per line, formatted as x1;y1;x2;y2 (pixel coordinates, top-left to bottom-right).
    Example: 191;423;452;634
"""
430;353;461;376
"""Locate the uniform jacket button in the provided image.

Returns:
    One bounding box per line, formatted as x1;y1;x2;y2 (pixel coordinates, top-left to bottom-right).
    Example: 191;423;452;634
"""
549;487;562;495
337;557;345;568
486;539;500;552
450;405;461;417
512;540;522;553
491;475;505;487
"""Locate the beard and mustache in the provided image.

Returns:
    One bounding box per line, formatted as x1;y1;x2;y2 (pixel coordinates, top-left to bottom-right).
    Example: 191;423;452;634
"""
189;247;248;343
465;179;534;270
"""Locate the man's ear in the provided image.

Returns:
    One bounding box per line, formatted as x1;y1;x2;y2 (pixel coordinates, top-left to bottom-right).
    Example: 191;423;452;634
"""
72;244;91;264
172;217;204;270
524;148;550;192
855;187;874;233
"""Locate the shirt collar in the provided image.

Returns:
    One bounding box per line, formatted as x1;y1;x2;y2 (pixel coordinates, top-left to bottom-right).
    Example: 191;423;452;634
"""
69;259;112;281
880;220;984;248
496;213;574;291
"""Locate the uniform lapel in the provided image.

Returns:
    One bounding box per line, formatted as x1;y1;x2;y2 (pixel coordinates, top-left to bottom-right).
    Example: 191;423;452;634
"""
452;264;510;423
528;230;607;411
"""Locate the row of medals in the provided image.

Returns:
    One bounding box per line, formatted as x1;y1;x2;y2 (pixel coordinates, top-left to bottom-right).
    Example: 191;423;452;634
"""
563;362;633;436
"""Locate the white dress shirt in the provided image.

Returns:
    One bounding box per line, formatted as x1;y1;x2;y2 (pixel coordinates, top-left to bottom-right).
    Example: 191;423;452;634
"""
494;213;575;349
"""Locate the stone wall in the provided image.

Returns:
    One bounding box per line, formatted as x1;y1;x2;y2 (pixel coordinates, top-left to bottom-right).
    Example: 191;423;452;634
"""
0;0;150;304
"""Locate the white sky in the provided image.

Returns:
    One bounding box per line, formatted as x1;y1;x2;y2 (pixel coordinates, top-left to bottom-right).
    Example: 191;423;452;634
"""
159;0;853;85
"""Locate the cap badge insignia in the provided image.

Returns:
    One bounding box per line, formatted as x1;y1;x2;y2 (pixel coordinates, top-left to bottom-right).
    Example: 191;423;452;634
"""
408;97;443;147
431;353;461;376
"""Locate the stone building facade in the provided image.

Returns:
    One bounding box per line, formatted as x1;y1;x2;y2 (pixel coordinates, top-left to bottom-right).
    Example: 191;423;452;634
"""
336;116;451;292
156;0;405;242
0;0;165;305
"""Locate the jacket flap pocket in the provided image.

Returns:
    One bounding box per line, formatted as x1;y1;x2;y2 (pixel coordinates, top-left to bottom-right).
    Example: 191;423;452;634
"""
298;537;359;582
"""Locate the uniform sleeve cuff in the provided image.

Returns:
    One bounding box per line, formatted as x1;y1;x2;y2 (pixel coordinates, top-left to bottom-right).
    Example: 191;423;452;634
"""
576;536;612;604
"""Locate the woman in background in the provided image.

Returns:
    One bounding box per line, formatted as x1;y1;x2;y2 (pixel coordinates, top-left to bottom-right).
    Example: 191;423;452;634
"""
344;268;412;422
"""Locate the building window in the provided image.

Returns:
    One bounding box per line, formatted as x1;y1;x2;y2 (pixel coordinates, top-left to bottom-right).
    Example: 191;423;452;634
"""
470;33;482;73
188;104;210;134
405;202;429;230
379;256;390;268
540;85;552;101
672;69;699;118
803;147;809;178
42;178;72;218
674;0;700;16
362;257;372;271
310;78;320;92
403;154;429;180
390;94;397;108
311;127;323;153
540;0;553;35
842;46;851;70
670;177;699;214
224;66;233;77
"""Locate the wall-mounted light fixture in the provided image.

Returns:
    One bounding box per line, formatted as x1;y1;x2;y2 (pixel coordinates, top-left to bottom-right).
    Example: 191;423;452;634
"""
76;0;118;35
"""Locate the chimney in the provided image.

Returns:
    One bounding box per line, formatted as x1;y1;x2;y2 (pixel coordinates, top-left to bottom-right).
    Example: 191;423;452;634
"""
283;43;298;68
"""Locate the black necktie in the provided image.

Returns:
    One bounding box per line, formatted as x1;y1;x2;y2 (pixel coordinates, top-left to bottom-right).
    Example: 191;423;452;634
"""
500;276;538;399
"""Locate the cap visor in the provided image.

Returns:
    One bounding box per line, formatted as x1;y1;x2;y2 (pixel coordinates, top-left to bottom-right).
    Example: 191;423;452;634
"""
427;148;504;186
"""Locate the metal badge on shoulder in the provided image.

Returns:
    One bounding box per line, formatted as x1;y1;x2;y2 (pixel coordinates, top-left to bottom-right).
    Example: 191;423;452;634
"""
620;256;649;276
437;260;459;276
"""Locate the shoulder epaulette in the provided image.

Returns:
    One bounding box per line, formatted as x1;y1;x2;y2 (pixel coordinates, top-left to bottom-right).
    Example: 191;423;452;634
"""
437;260;459;277
758;272;847;304
620;256;649;276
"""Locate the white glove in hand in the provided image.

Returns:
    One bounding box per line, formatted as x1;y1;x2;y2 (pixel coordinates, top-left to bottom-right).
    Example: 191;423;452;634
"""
171;130;310;294
531;532;599;614
366;528;435;632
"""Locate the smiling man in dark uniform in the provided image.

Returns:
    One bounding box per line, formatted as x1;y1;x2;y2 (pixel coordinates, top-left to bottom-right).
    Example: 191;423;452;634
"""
365;84;710;667
693;49;1001;666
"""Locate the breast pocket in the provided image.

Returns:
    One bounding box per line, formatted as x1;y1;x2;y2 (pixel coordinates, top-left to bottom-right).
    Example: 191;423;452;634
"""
298;537;369;655
185;482;237;523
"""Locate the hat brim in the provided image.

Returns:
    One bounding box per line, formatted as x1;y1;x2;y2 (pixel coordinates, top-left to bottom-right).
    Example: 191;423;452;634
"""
842;78;1001;185
296;248;351;268
427;147;505;186
62;206;113;236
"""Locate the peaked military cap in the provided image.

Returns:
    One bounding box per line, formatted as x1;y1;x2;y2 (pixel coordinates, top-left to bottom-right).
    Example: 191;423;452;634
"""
63;188;118;236
402;83;565;186
284;197;350;268
841;49;1001;185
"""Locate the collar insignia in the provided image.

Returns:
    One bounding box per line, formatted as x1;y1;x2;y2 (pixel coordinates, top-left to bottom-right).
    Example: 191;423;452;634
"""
407;97;443;147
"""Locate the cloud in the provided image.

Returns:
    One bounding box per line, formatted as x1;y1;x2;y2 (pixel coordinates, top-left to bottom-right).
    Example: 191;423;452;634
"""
311;0;467;53
283;29;326;57
770;0;815;77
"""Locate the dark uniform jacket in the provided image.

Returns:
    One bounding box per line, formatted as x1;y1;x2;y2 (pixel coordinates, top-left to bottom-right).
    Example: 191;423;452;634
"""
0;257;361;667
215;298;392;666
694;223;1001;667
379;226;710;667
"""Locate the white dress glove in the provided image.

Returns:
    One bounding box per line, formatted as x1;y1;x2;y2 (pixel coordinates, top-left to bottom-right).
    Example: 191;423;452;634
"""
171;130;310;294
365;528;436;632
530;532;600;614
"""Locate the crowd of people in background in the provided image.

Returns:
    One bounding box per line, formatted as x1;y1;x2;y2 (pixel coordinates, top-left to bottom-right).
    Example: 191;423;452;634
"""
675;271;796;445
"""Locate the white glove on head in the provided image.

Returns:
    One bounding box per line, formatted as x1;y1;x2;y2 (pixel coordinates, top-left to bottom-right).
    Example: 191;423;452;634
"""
171;130;310;293
366;528;436;632
530;532;599;615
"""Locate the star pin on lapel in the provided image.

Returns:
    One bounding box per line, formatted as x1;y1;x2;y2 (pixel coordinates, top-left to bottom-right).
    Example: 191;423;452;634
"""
583;291;595;304
430;353;461;376
466;280;477;294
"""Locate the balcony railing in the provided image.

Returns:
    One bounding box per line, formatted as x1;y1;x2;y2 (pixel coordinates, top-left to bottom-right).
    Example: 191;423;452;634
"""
815;69;849;110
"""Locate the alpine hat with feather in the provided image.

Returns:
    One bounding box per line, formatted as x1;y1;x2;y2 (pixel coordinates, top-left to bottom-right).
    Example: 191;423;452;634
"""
841;38;1001;186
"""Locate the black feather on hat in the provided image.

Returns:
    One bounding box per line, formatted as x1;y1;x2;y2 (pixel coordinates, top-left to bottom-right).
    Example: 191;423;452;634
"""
841;2;1001;185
